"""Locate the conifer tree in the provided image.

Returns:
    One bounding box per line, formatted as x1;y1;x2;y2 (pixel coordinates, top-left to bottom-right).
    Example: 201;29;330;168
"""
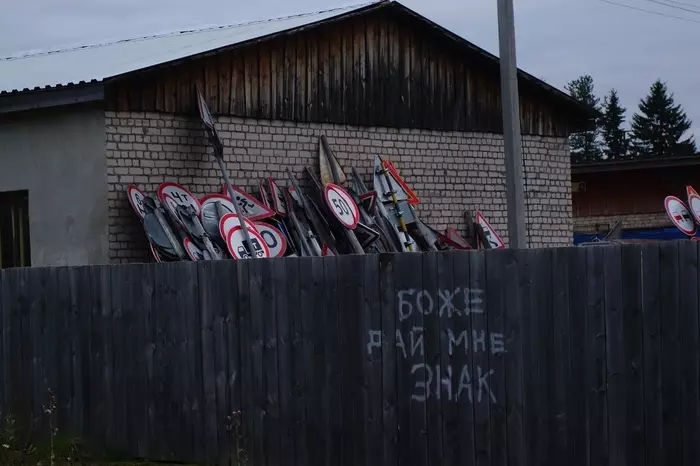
600;89;628;160
630;80;696;158
565;75;603;163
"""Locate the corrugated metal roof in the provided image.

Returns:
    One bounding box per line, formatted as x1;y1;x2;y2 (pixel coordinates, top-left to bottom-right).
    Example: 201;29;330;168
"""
0;0;383;95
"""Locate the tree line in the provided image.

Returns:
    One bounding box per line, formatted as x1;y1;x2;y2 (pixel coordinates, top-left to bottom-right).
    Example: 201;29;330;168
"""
565;75;696;163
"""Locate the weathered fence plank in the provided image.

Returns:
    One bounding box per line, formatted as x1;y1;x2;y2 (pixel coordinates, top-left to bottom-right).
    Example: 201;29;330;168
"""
197;261;222;463
470;250;491;466
396;252;427;466
262;258;281;466
379;253;398;466
503;249;524;466
273;257;293;466
324;255;341;466
566;247;587;466
2;244;700;466
485;249;507;466
620;245;644;466
641;242;663;466
453;250;477;466
435;251;452;466
362;254;382;466
236;259;254;466
585;246;609;466
287;257;307;466
679;241;700;466
604;246;625;466
659;241;682;466
550;247;571;465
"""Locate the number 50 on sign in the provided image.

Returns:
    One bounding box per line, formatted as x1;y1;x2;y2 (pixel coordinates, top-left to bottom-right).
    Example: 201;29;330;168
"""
323;183;360;229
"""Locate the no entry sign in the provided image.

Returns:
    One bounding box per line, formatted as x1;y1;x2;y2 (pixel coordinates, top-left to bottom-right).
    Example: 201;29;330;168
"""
323;183;359;229
665;196;697;236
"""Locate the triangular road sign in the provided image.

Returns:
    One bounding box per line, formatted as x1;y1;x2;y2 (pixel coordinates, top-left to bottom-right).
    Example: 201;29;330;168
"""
218;185;275;221
475;211;505;249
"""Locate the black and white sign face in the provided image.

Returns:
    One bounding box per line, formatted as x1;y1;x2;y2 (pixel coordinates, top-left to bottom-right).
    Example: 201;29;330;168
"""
219;185;275;220
323;183;360;229
269;177;287;217
226;226;270;259
665;196;697;236
219;213;260;241
184;237;206;261
157;182;201;217
201;194;237;215
127;185;148;219
255;222;287;257
476;211;505;249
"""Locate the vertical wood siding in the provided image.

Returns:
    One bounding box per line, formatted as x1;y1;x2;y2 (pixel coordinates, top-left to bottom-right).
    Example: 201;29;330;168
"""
105;8;581;137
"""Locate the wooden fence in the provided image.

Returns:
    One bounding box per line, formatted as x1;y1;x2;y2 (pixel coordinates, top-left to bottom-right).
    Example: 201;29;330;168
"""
1;242;699;465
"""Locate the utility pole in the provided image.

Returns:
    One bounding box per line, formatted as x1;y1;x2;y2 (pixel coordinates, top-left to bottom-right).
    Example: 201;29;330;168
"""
497;0;527;249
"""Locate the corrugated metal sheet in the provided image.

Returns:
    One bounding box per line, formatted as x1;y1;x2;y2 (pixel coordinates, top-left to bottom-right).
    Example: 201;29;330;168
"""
0;0;382;95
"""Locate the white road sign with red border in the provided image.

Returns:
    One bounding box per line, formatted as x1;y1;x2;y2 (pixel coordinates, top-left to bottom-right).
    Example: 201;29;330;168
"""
476;211;505;249
255;222;287;257
127;185;148;219
665;196;697;236
226;226;270;259
219;185;275;220
157;182;201;217
183;237;206;261
219;213;259;240
323;183;360;229
688;192;700;225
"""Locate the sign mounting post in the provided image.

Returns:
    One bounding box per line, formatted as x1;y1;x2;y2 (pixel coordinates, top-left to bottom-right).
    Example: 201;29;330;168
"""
197;88;257;259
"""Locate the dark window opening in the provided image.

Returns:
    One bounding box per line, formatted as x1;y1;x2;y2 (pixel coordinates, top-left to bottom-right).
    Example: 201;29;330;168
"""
0;190;31;269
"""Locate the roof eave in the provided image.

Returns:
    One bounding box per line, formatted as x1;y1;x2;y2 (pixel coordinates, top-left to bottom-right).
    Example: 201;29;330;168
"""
0;81;104;114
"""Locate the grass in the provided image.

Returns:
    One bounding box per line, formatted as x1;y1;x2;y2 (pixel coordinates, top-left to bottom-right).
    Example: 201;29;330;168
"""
1;391;247;466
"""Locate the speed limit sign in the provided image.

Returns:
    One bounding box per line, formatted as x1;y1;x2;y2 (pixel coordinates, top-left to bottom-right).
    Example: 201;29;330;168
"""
323;183;359;229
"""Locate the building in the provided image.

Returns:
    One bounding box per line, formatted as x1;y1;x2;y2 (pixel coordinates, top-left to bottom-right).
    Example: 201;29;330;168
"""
0;0;592;266
572;156;700;243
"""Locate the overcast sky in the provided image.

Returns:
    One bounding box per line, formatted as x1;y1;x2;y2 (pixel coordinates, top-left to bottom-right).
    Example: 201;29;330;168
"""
1;0;698;139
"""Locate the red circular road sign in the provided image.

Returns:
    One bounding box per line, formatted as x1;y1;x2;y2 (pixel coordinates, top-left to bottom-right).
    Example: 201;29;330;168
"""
665;195;697;236
219;213;259;241
323;183;359;229
183;237;206;261
255;222;287;258
226;226;270;259
127;185;148;219
157;182;201;217
688;192;700;226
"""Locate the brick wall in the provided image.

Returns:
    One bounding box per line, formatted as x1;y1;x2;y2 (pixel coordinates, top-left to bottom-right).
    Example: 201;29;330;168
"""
574;212;671;233
105;111;572;262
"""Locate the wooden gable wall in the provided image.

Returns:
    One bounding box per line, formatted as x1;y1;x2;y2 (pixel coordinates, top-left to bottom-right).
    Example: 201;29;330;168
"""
105;6;583;137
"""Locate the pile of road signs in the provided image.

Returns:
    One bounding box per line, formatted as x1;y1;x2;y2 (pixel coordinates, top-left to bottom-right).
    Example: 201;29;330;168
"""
124;92;507;262
125;142;505;262
664;186;700;238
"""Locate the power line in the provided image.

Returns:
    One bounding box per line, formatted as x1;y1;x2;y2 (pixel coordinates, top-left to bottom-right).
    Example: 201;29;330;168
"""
597;0;700;23
643;0;700;14
664;0;700;8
